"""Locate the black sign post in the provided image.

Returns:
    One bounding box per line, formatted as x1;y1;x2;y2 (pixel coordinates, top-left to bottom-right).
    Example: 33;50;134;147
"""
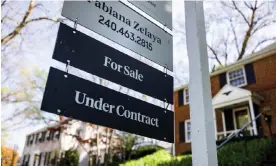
41;67;174;143
53;23;173;104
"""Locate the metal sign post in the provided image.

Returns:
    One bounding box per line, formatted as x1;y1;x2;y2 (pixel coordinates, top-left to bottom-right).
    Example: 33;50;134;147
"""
184;1;218;166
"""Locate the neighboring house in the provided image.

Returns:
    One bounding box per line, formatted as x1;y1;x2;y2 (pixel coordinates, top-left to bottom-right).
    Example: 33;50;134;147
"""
20;120;118;166
21;120;173;166
174;43;276;155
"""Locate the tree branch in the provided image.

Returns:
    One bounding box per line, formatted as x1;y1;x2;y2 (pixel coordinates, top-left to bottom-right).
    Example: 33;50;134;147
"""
229;18;240;56
244;2;253;10
237;1;258;60
252;20;276;35
1;0;60;45
251;37;276;53
232;1;250;26
1;0;7;7
207;45;223;66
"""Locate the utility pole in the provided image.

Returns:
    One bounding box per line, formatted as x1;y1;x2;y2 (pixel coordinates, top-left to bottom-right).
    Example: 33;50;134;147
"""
184;1;218;166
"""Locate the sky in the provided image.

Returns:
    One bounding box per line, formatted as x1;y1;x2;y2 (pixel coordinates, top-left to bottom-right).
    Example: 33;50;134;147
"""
1;0;276;155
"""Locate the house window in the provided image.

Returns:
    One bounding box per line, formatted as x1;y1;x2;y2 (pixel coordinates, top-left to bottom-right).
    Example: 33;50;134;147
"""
184;88;189;105
227;67;247;87
185;120;191;143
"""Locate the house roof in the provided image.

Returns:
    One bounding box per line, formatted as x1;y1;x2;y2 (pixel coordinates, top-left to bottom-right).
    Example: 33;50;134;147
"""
212;84;263;109
175;42;276;91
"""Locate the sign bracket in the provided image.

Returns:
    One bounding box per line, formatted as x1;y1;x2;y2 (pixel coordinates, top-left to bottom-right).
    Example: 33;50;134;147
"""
64;60;70;78
73;18;78;34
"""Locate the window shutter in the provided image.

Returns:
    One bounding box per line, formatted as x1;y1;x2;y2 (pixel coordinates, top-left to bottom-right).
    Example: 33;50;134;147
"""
219;72;227;88
44;152;48;166
178;90;184;106
224;108;234;131
245;63;256;84
179;121;185;142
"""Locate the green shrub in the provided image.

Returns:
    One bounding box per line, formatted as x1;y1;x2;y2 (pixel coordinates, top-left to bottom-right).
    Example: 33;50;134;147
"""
217;138;272;166
120;150;172;166
59;149;79;166
120;138;273;166
180;150;192;156
130;145;164;160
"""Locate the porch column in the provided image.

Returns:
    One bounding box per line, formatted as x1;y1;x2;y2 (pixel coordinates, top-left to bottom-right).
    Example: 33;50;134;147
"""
214;108;217;140
222;112;226;137
249;99;258;135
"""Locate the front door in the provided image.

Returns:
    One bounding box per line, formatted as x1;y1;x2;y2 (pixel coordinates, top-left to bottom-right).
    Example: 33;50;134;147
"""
235;109;249;129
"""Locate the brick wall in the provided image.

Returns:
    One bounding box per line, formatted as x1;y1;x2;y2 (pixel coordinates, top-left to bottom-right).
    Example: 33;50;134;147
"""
174;53;276;155
246;54;276;136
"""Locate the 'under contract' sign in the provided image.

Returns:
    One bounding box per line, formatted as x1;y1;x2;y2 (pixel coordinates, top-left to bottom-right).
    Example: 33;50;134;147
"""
41;67;174;143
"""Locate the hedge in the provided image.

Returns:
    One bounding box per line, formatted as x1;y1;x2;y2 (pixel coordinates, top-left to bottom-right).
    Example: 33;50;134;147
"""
130;145;164;160
120;138;273;166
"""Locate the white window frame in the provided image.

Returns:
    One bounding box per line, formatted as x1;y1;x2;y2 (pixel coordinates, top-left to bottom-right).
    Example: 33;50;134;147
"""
185;119;191;143
183;88;189;105
226;66;247;87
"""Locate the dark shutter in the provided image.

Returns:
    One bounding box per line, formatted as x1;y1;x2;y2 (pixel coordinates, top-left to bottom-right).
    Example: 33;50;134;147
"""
44;152;48;166
29;135;33;145
178;90;184;106
33;154;37;166
41;131;46;142
55;130;61;140
253;104;263;136
26;136;30;146
47;152;51;165
35;133;39;144
38;153;42;166
50;131;55;140
179;121;185;142
224;108;234;131
245;63;256;84
219;72;227;88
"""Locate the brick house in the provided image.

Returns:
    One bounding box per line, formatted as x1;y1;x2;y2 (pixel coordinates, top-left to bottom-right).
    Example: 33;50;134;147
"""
174;43;276;155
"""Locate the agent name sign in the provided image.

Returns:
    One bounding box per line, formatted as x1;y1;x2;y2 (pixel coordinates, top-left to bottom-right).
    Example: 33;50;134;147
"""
61;0;173;71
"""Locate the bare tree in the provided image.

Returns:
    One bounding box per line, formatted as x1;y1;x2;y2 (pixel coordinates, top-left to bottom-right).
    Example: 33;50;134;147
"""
174;0;276;70
1;0;61;48
206;0;276;67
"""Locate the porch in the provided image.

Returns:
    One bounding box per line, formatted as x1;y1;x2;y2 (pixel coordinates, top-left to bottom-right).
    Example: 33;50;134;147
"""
212;85;264;140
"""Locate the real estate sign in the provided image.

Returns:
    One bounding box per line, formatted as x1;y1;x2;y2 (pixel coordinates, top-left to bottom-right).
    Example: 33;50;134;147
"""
128;0;172;30
41;67;174;143
53;23;173;104
61;0;173;71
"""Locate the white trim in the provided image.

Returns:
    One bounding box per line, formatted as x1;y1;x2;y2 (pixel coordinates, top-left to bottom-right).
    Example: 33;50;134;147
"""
184;88;189;105
226;66;247;88
249;99;258;135
213;108;217;140
222;111;226;137
232;106;250;130
185;119;191;143
213;96;251;109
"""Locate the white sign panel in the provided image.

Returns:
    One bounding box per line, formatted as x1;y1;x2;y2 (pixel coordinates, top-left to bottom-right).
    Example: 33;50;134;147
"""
128;1;172;30
62;1;173;71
